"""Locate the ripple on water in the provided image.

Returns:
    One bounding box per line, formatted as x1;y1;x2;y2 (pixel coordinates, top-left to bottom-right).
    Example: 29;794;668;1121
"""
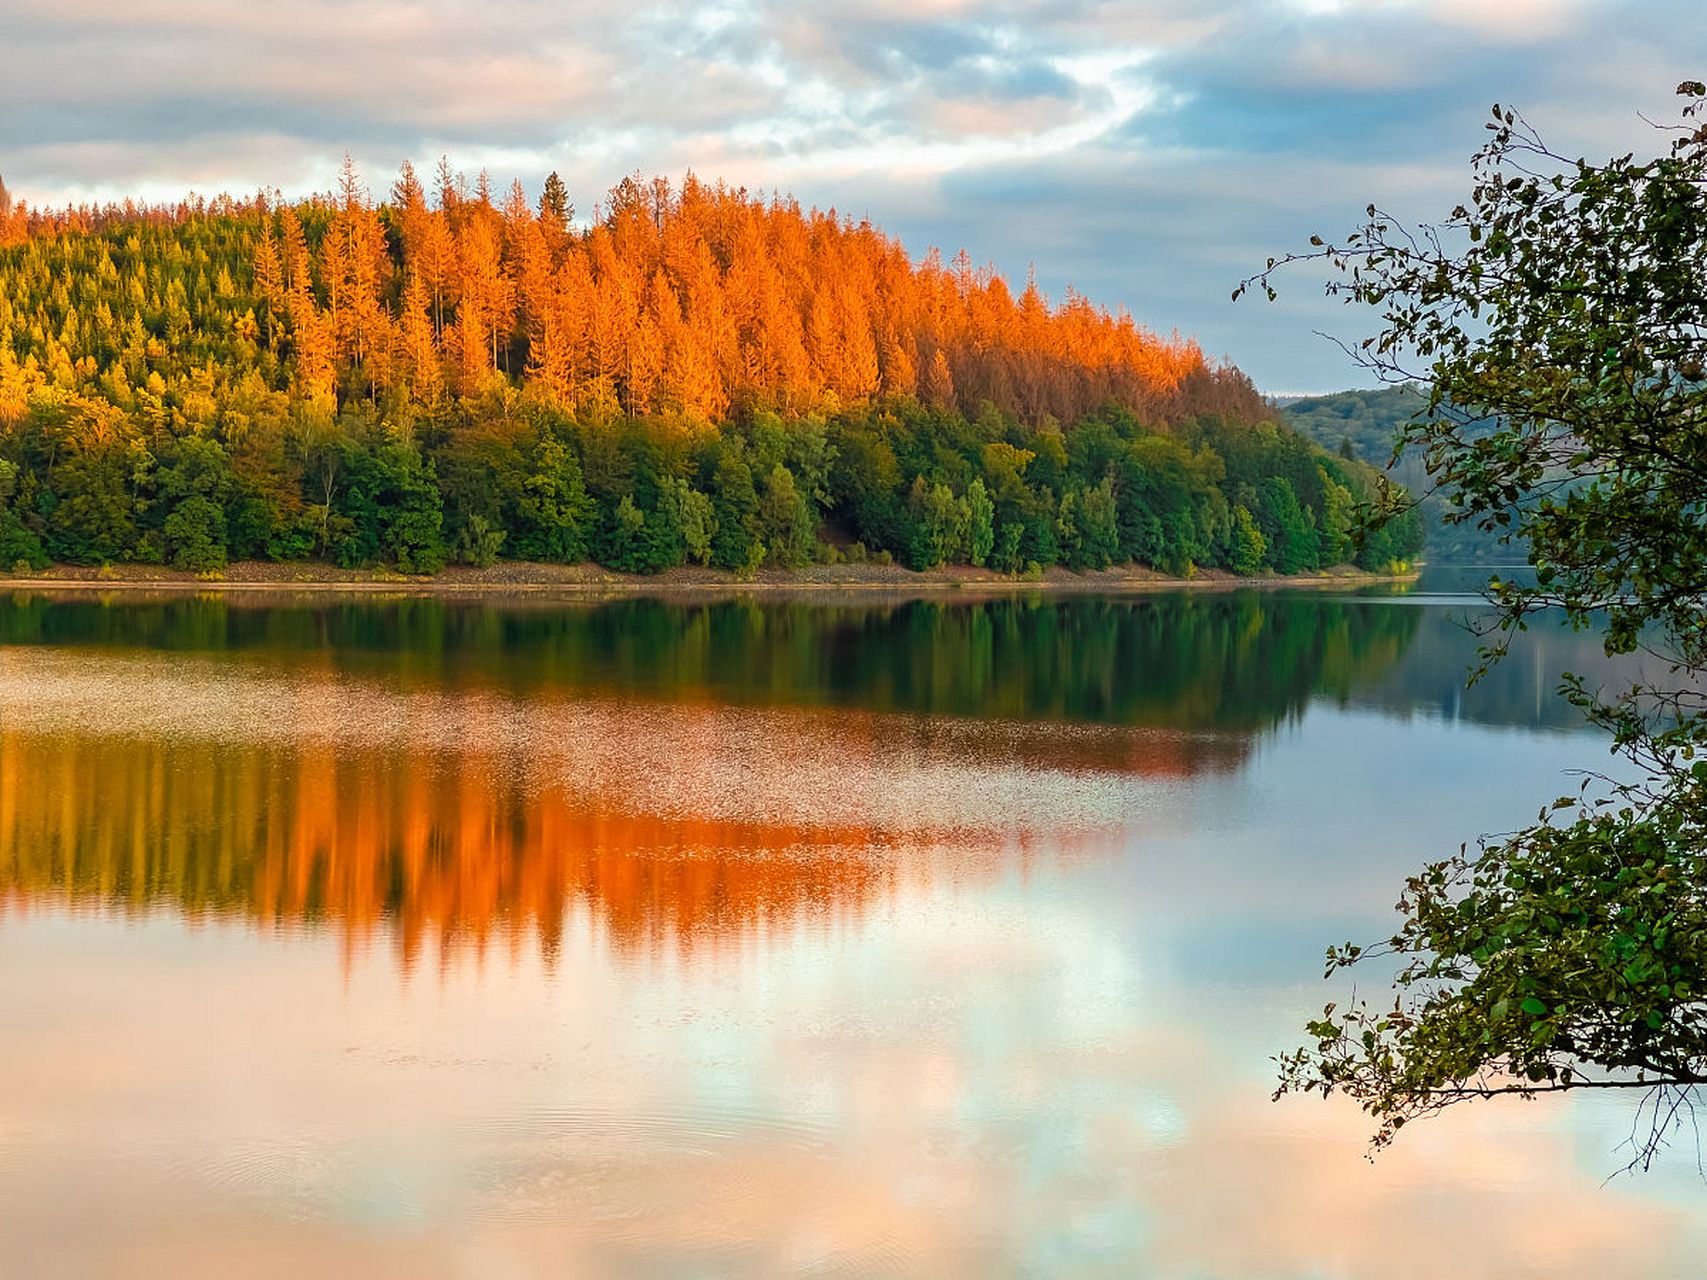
451;1105;920;1276
161;1138;422;1226
457;1102;838;1225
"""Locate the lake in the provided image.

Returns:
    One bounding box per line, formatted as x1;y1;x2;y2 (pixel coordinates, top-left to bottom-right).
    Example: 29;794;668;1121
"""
1;576;1702;1278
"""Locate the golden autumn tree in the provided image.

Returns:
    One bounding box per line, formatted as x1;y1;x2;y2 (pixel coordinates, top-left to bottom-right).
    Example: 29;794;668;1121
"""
0;162;1213;426
251;227;284;346
395;268;440;403
321;157;392;397
276;207;336;406
924;349;957;412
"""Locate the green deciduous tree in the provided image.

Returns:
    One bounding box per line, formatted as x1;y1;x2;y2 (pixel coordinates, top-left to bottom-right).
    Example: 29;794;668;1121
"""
1054;487;1082;568
1315;465;1355;567
0;458;45;569
992;521;1025;574
1228;504;1266;576
598;494;650;572
511;433;594;563
335;442;446;574
1245;83;1707;1168
1255;476;1317;575
906;476;967;570
707;450;763;574
162;495;227;572
967;477;995;567
759;464;817;568
1078;476;1120;570
455;513;505;567
660;474;717;566
47;438;150;565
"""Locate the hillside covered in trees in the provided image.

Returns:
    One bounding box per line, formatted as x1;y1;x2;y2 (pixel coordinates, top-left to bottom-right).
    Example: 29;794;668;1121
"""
0;164;1422;578
1279;385;1506;564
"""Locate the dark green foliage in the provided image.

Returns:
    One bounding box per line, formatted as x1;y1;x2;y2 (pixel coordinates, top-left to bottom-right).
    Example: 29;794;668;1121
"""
454;514;505;568
162;496;227;571
0;388;1408;577
1228;505;1266;575
334;443;447;574
966;478;994;567
0;459;44;570
597;494;654;573
1076;477;1120;570
154;435;234;571
1254;477;1316;574
758;463;817;568
1314;466;1354;568
1054;487;1082;569
1250;85;1707;1167
0;509;44;570
706;448;763;573
659;475;716;567
1279;386;1504;563
511;432;595;563
46;440;147;565
906;476;966;570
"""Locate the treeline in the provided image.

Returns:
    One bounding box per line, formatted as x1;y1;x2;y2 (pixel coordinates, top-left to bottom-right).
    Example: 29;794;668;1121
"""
0;163;1421;576
1278;385;1504;564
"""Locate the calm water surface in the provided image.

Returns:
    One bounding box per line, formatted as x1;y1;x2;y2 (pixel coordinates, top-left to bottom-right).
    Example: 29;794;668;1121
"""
1;577;1702;1277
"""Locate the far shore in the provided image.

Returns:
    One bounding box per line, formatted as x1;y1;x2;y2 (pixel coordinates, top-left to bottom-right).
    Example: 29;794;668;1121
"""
0;560;1420;600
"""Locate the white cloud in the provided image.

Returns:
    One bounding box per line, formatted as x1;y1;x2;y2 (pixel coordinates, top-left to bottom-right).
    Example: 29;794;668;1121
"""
1427;0;1589;40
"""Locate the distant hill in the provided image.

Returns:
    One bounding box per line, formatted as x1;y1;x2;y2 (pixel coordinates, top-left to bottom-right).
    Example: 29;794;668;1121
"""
1278;386;1517;565
1279;386;1428;469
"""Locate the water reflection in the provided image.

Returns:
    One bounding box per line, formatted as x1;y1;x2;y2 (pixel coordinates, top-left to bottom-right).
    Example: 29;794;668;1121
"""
0;592;1432;961
2;731;901;964
1;588;1693;1278
0;589;1425;731
0;590;1641;960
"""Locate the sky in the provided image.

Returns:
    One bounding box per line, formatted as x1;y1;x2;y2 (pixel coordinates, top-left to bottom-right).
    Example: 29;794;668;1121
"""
2;0;1704;393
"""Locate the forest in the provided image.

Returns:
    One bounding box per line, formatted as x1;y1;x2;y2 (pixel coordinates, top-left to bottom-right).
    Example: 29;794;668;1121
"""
1278;385;1505;564
0;164;1422;578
